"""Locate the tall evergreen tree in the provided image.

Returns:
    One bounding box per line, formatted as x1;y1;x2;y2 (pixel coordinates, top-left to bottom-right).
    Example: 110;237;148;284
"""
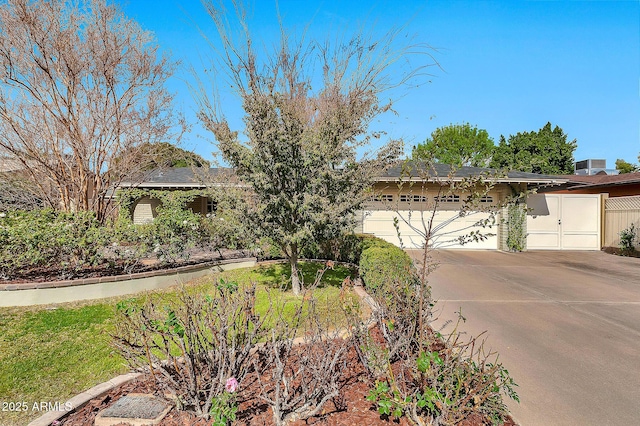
490;122;577;174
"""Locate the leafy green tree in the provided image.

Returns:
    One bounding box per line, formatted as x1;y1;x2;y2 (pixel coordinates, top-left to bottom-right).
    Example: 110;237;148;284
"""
615;158;638;174
489;122;577;174
196;1;427;295
115;142;210;173
412;123;494;167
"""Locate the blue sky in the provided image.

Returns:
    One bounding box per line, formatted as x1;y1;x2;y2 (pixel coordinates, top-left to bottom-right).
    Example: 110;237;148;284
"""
124;0;640;170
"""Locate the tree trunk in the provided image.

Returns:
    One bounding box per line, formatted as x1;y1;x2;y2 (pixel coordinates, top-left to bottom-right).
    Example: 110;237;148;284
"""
290;243;301;295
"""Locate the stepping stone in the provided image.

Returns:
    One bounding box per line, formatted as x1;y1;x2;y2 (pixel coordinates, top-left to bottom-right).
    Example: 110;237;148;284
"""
94;394;172;426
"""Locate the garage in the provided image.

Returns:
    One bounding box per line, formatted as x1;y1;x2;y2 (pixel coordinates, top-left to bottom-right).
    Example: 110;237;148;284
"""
362;209;499;249
526;193;601;250
360;162;572;251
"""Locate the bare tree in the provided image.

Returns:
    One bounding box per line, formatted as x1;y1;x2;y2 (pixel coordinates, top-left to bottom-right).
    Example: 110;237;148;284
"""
0;0;182;221
196;0;435;295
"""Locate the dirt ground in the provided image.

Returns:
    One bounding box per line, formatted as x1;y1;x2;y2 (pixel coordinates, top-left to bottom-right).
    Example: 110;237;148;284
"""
59;343;516;426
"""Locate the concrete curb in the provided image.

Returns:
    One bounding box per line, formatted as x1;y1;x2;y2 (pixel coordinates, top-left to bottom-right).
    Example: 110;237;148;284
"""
26;373;142;426
0;257;257;307
0;257;254;291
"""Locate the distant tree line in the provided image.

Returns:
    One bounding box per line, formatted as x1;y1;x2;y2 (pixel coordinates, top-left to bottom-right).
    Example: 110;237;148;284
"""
412;121;578;175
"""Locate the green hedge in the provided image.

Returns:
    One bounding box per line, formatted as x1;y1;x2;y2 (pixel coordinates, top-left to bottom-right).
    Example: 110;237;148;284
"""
301;233;398;265
302;233;417;291
0;209;109;279
359;244;417;292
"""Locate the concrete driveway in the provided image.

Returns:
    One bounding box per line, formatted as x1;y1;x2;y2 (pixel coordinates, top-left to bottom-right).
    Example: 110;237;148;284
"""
407;250;640;426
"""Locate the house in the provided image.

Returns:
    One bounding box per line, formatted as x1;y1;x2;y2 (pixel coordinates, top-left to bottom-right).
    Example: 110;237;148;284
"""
359;162;573;250
122;163;613;252
117;167;234;224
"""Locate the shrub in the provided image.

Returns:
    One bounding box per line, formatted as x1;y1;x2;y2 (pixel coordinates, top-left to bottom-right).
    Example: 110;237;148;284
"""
619;224;636;255
117;188;256;261
366;333;518;424
114;264;346;423
252;286;348;426
301;233;397;265
344;235;519;425
506;202;527;252
253;237;285;260
359;245;417;292
113;280;267;418
302;233;363;264
200;212;255;251
0;209;110;279
145;205;207;262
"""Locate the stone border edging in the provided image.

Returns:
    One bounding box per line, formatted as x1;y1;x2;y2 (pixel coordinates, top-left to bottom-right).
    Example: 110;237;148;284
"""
0;257;253;291
26;373;142;426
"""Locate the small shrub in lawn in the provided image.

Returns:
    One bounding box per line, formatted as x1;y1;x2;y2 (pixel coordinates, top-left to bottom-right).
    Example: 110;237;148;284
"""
358;245;417;292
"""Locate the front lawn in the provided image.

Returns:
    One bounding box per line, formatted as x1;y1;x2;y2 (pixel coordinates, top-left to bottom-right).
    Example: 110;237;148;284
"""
0;262;356;426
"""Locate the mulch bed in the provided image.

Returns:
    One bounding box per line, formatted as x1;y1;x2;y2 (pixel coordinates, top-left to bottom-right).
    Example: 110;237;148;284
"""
58;343;517;426
602;246;640;258
1;248;250;284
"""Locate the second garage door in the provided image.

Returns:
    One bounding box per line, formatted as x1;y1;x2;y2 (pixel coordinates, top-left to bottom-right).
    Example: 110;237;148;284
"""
526;193;601;250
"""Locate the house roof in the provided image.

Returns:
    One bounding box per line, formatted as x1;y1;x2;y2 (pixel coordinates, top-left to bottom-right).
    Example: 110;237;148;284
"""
119;167;233;188
120;162;568;191
0;157;23;173
555;172;640;190
378;162;568;185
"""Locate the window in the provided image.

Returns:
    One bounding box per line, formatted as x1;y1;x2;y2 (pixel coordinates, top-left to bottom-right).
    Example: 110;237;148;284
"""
479;196;493;203
435;195;460;203
373;194;394;202
206;199;217;213
400;194;427;203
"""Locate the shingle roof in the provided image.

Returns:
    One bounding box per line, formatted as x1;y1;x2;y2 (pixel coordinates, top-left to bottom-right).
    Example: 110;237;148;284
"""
555;172;640;189
122;162;567;189
378;161;566;184
120;167;233;188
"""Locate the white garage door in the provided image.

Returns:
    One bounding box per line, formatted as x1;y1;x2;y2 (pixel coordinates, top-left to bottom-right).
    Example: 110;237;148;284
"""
527;194;601;250
362;210;498;249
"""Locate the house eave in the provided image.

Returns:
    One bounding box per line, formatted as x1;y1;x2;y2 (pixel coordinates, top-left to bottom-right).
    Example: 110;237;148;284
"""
566;180;640;191
373;176;568;185
118;182;208;189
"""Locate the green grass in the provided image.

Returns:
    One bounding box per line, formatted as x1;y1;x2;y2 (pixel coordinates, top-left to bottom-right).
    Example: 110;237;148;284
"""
0;261;355;426
0;303;126;426
219;261;356;290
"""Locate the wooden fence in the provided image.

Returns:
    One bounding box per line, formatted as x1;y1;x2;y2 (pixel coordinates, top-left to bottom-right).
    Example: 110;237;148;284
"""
604;195;640;248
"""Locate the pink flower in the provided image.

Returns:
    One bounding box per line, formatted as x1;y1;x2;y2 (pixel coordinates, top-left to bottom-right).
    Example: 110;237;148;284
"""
225;377;238;393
